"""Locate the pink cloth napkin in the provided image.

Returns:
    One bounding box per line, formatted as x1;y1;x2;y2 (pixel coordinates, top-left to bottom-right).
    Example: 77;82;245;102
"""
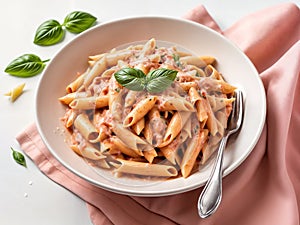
16;3;300;225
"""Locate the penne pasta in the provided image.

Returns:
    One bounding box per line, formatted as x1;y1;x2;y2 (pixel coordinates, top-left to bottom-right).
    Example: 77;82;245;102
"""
74;113;100;143
206;95;235;112
124;90;138;108
88;53;106;62
5;83;25;102
112;159;178;177
69;95;109;110
93;111;110;141
201;133;223;164
142;107;166;147
187;65;206;77
123;96;157;127
132;117;145;135
157;96;195;111
109;91;124;122
84;57;107;88
159;111;191;148
59;38;237;179
66;72;86;93
62;108;77;128
138;38;156;58
181;123;208;178
70;143;106;161
217;80;237;94
59;92;88;105
203;98;219;136
179;81;198;91
160;135;183;165
179;56;209;68
200;56;216;65
106;50;133;67
188;87;208;123
205;64;222;80
143;119;153;145
103;136;143;158
101;67;118;78
112;123;148;154
143;148;158;163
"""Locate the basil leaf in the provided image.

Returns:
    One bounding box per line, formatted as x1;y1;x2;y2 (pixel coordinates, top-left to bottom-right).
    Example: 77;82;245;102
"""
11;147;27;168
114;68;146;91
34;19;64;46
114;68;178;93
5;54;50;77
145;68;178;93
63;11;97;34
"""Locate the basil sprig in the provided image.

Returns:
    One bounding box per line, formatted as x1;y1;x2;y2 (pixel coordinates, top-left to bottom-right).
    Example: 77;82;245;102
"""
5;54;50;77
34;20;64;46
114;68;178;93
63;11;97;33
34;11;97;46
11;147;27;168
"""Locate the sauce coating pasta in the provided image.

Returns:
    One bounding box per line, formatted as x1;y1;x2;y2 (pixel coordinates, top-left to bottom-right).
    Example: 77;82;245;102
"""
59;38;236;179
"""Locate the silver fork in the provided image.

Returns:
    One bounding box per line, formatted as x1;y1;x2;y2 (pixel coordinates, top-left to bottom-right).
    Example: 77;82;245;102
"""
198;89;244;218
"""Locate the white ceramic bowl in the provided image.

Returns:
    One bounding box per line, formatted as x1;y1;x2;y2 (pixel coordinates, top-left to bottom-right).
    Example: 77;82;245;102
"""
36;16;266;196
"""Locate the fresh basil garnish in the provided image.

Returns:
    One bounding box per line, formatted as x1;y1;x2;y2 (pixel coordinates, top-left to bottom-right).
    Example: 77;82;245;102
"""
114;68;177;93
5;54;50;77
11;147;27;168
114;68;146;91
63;11;97;34
34;19;64;46
145;68;178;93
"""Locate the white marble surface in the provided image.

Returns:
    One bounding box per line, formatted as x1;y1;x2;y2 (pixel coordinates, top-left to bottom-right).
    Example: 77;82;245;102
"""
0;0;298;224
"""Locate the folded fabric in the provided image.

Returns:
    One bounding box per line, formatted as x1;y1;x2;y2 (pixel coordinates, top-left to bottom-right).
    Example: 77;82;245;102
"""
16;3;300;225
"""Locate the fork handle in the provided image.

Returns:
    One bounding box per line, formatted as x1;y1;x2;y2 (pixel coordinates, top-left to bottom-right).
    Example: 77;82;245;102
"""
197;134;229;218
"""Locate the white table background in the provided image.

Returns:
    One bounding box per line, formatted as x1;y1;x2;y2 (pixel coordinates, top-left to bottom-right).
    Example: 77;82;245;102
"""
0;0;298;224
